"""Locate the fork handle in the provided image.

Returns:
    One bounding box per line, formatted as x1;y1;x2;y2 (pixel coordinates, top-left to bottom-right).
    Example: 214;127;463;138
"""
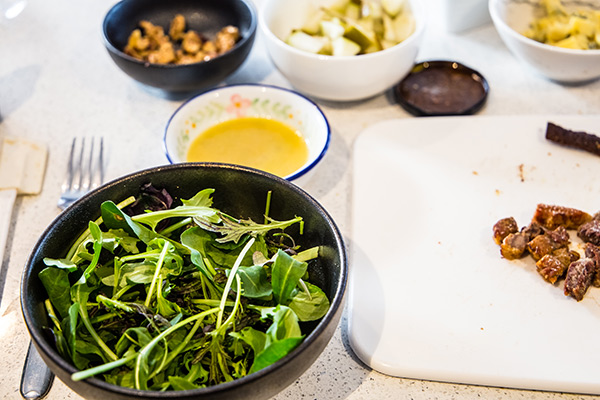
20;341;54;399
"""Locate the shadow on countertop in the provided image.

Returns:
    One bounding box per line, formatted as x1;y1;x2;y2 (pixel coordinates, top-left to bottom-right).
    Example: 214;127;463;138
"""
0;64;40;123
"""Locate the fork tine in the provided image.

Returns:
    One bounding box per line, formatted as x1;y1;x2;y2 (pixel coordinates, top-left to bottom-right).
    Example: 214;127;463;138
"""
98;137;105;186
82;137;94;192
58;136;106;210
74;137;85;192
61;138;76;193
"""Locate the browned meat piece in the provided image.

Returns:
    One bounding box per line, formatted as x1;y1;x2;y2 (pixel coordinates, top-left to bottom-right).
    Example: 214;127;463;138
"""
532;203;592;230
546;122;600;157
493;217;519;245
546;225;570;247
527;235;554;261
564;259;596;301
578;219;600;246
536;254;569;284
500;233;528;259
520;221;546;241
584;243;600;287
526;227;569;261
552;247;579;267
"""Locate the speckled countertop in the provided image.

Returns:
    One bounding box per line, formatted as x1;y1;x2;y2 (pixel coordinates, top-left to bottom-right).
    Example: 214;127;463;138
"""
1;0;600;399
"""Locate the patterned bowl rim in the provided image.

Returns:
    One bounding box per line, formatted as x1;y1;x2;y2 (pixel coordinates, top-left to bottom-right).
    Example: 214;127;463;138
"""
163;83;331;181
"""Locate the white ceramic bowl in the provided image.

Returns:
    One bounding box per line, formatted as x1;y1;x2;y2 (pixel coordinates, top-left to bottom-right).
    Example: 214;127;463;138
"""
489;0;600;83
164;84;330;181
259;0;425;101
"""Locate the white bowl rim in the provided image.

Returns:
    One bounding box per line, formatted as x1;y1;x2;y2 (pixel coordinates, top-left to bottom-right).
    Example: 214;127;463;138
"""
163;83;331;181
489;0;600;56
258;0;426;61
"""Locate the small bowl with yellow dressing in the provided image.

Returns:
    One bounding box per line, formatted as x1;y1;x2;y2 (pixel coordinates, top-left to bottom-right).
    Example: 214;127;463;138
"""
164;84;330;181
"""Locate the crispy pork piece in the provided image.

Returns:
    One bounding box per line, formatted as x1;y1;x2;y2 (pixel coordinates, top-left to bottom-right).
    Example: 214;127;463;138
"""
577;219;600;246
520;221;546;241
526;226;569;261
536;254;569;284
584;243;600;287
527;235;555;261
546;122;600;157
564;259;596;301
552;247;579;267
500;232;528;259
532;203;592;230
493;217;519;245
547;225;570;246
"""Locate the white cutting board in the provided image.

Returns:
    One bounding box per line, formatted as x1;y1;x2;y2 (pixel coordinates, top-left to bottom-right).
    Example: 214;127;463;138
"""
349;115;600;395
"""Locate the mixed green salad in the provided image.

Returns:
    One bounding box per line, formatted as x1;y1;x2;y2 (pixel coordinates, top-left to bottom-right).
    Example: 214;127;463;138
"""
39;185;330;391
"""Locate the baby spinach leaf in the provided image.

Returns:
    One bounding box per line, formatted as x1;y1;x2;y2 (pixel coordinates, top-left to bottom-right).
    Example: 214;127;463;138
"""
235;265;272;298
263;305;302;343
289;281;330;322
271;250;308;305
249;337;304;374
39;267;72;319
229;327;266;356
42;258;77;272
115;327;153;356
102;201;160;244
168;376;201;390
101;229;140;254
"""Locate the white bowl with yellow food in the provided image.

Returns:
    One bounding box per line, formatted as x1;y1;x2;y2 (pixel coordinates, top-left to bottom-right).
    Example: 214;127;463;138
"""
489;0;600;83
163;84;330;182
260;0;425;101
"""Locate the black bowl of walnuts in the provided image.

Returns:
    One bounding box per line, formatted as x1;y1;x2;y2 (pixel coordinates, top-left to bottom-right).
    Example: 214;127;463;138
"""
102;0;257;93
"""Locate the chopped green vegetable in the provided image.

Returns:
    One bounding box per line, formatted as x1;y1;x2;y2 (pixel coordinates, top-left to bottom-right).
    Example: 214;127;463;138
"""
39;186;329;391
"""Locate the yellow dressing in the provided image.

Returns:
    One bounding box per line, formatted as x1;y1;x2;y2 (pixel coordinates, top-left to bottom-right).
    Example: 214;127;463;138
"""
186;117;309;177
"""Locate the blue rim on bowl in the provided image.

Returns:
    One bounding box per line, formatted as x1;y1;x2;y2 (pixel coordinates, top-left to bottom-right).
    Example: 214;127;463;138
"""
163;84;331;181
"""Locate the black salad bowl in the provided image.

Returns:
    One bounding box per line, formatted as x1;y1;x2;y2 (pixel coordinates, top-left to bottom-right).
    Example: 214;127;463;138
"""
102;0;257;93
21;163;347;400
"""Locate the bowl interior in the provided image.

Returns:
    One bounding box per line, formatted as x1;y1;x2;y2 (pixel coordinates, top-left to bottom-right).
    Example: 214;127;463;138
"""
164;85;330;180
21;164;347;399
261;0;424;56
491;0;600;45
103;0;257;64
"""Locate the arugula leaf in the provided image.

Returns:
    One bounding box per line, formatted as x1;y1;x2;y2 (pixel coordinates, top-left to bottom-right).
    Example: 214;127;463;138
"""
198;214;303;244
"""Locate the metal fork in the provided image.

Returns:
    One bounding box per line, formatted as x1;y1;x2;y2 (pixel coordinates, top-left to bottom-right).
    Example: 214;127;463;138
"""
57;137;105;210
20;137;105;399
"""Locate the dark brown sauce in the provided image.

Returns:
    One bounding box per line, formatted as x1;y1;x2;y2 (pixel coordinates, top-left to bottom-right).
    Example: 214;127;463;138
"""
395;61;488;116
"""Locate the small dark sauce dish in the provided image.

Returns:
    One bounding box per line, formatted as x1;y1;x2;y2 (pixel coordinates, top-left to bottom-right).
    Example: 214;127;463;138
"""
395;61;489;117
